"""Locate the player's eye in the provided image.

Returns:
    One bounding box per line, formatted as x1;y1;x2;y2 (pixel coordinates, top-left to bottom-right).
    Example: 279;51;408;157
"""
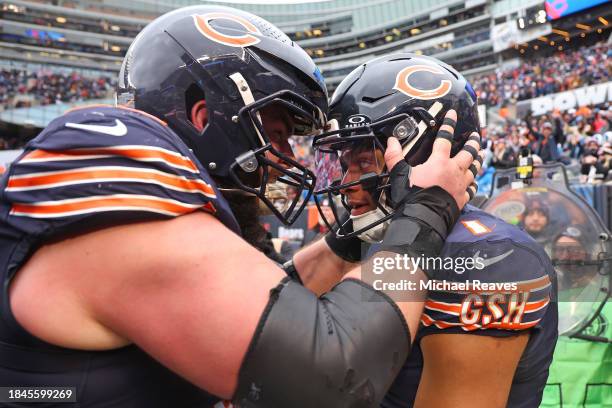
358;159;374;170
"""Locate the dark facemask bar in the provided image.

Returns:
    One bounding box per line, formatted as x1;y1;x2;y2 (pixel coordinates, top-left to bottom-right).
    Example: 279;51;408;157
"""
241;91;325;139
314;178;392;239
228;90;324;225
229;142;315;225
313;133;392;239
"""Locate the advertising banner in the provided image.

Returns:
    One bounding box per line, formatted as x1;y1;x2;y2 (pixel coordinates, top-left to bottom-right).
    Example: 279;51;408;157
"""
545;0;608;20
491;21;551;53
516;81;612;117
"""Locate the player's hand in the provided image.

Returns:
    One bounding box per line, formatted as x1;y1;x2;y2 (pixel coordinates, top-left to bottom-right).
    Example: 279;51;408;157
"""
384;109;484;209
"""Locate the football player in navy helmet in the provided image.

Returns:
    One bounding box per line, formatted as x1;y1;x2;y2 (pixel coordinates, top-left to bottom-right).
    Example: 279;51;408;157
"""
0;7;480;407
311;54;558;408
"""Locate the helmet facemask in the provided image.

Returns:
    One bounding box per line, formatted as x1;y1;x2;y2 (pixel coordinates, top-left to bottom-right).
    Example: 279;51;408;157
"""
227;77;327;225
313;105;438;242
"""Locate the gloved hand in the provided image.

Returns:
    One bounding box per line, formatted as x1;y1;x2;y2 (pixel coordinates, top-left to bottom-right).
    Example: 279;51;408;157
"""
379;110;483;273
324;210;369;263
387;109;482;210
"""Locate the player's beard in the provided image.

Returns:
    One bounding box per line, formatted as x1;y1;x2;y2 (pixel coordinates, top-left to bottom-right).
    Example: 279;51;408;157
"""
223;190;268;250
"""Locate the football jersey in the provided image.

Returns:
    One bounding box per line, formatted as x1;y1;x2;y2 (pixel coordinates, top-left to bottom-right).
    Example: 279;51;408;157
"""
381;205;558;408
0;105;239;407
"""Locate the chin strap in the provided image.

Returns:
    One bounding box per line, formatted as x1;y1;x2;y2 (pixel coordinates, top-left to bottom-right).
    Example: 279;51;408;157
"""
350;205;392;243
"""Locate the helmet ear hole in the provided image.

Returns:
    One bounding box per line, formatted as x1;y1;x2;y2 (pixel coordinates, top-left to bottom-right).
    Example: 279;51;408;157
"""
185;84;206;127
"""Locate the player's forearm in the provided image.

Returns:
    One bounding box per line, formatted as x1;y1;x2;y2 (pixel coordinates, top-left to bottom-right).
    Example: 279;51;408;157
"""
293;238;355;295
342;258;427;344
233;274;411;407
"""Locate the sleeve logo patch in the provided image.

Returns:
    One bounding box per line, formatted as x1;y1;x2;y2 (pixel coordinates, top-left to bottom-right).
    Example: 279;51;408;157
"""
461;219;491;236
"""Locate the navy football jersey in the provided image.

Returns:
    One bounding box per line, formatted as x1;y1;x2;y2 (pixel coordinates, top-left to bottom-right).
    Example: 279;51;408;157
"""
382;205;558;408
0;105;239;407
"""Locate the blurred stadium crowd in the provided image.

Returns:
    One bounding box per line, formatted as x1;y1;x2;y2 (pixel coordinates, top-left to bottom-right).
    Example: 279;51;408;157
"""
474;42;610;107
0;42;610;181
483;105;612;182
475;43;612;183
0;68;115;110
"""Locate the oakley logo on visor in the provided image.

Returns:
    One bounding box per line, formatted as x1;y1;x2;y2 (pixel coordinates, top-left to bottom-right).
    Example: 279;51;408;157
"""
193;12;261;47
394;64;452;100
345;114;371;128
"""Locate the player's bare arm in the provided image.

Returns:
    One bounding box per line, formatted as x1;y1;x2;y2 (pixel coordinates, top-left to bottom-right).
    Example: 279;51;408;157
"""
11;211;282;397
414;333;529;408
292;238;355;295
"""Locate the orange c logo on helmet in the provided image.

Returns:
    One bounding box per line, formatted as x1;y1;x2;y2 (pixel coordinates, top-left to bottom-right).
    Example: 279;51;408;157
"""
394;65;452;100
193;13;261;47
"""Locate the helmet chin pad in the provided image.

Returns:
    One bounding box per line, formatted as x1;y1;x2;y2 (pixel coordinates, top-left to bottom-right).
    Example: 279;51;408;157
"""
350;205;391;243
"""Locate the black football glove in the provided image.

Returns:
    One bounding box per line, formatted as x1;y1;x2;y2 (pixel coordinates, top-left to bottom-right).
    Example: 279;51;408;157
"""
379;160;460;277
324;210;370;263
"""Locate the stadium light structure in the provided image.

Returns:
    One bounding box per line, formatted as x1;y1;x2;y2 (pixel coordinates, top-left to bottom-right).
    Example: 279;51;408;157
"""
552;28;570;37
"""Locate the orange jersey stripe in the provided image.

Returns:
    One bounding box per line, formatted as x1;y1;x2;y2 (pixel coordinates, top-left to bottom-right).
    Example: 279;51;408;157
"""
201;201;216;214
425;300;462;315
421;313;461;328
421;313;436;326
479;320;540;331
8;167;216;197
20;146;199;173
10;194;213;218
525;297;550;313
422;313;541;331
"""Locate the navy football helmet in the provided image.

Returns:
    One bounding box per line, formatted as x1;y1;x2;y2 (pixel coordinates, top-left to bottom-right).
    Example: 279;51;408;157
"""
118;5;327;224
313;53;480;241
